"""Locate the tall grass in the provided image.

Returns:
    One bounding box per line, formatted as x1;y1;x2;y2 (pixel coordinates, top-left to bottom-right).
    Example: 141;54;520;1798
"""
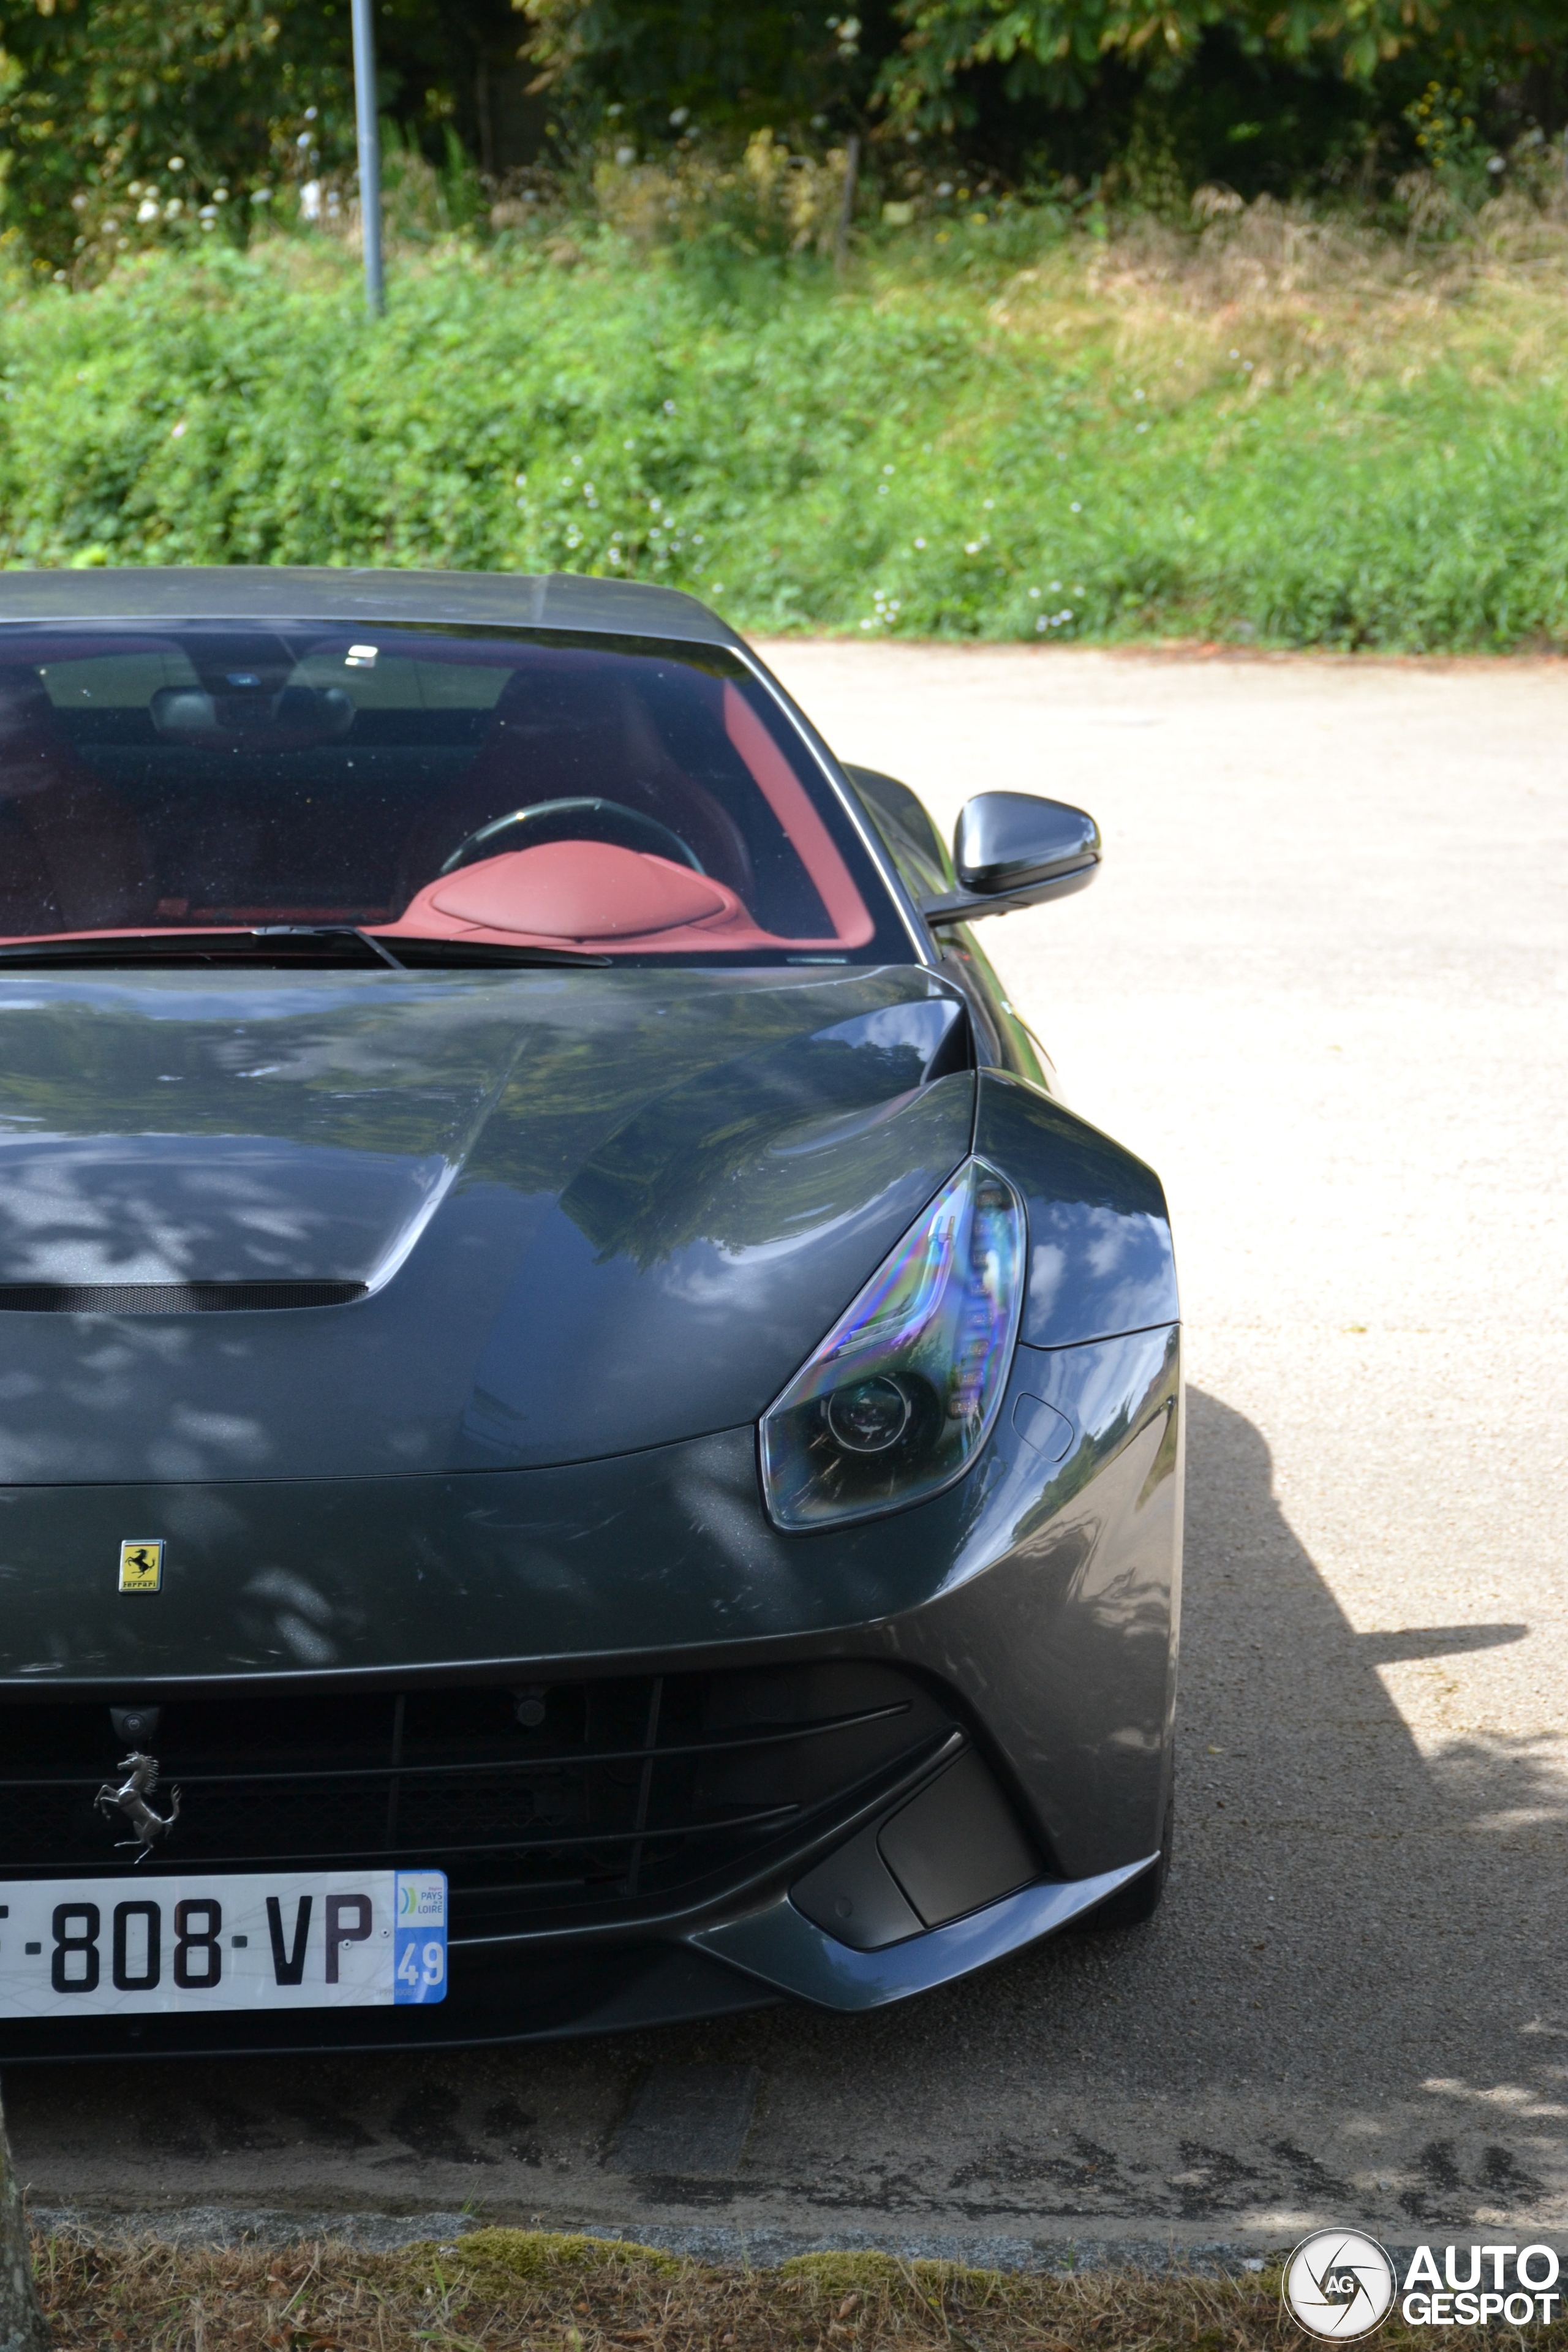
4;179;1568;650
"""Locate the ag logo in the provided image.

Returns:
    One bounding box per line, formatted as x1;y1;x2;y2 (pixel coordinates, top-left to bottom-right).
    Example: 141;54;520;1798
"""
1283;2231;1397;2340
118;1540;164;1594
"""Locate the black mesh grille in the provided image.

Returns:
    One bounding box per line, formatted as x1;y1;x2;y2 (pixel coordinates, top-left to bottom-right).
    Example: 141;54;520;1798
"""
0;1282;366;1314
0;1666;956;1940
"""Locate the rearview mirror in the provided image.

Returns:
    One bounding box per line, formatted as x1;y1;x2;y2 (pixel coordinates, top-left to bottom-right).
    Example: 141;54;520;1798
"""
919;791;1101;925
150;683;355;744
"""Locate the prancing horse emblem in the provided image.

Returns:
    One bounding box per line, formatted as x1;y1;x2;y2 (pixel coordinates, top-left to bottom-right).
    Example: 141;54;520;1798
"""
95;1752;181;1863
118;1540;164;1594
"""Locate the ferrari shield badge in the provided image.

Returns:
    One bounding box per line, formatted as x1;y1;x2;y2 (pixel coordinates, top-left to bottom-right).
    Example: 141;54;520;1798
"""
118;1540;164;1594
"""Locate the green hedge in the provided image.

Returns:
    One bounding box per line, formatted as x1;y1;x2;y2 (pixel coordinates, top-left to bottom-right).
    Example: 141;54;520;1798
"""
3;235;1567;650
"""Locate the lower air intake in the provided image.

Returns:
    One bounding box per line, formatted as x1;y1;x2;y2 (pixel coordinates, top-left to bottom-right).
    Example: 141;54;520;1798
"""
0;1281;367;1313
0;1663;962;1942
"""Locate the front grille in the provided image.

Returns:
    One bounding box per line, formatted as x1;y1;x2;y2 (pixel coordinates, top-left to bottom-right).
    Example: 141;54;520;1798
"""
0;1282;366;1314
0;1665;956;1940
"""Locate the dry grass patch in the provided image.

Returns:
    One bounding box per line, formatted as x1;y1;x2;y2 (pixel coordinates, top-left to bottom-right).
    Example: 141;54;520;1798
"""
984;189;1568;396
29;2228;1568;2352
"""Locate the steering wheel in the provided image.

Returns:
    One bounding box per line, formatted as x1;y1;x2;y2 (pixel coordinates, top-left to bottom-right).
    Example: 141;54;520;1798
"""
438;797;705;878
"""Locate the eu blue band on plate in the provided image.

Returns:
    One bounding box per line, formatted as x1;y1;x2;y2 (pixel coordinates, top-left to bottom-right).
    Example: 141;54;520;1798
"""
393;1870;448;2003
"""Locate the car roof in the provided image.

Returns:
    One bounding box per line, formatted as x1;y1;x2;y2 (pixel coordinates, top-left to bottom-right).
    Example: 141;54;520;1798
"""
0;567;743;648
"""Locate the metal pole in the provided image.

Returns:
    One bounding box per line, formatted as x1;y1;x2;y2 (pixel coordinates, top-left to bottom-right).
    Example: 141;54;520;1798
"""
834;132;860;273
351;0;384;315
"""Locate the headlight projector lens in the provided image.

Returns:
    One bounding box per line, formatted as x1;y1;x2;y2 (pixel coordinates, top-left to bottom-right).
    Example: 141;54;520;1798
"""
760;1156;1024;1529
825;1376;911;1454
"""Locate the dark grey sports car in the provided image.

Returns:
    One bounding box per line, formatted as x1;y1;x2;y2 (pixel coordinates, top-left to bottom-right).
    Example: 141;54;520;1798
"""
0;569;1180;2058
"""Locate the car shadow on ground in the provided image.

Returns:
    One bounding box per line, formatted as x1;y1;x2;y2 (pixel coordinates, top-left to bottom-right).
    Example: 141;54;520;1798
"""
8;1385;1566;2241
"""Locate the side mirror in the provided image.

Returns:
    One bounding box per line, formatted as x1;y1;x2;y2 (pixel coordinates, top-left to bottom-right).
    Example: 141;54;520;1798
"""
919;791;1101;925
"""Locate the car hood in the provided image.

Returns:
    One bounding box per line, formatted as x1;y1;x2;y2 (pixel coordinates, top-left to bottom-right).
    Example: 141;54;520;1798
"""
0;967;973;1483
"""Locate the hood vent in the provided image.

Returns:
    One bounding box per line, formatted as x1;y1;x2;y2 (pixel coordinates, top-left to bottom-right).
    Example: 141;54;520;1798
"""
0;1281;366;1314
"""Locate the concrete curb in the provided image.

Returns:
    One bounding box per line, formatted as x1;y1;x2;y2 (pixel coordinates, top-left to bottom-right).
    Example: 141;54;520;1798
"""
34;2205;1564;2280
29;2204;1287;2271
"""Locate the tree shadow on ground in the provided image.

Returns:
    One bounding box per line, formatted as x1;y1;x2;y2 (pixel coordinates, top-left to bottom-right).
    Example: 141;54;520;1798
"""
783;1381;1568;2230
8;1385;1566;2237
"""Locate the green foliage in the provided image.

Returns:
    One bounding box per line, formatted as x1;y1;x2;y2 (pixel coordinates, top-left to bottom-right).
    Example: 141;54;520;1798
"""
0;0;351;266
876;0;1568;125
592;130;858;279
5;0;1568;270
1;224;1567;654
0;0;527;271
521;0;891;136
519;0;1568;151
882;0;1342;127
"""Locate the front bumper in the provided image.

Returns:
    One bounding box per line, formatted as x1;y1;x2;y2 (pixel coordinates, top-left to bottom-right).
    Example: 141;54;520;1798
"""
696;1856;1155;2011
0;1319;1179;2057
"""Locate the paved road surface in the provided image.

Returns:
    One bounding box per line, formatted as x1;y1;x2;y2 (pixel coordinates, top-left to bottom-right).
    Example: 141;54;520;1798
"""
11;644;1568;2257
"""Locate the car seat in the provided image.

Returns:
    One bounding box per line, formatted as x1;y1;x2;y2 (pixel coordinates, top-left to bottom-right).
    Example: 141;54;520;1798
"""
0;666;154;933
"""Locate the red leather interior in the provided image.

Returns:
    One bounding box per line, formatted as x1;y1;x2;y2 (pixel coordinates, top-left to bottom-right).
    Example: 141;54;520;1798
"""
399;841;751;946
722;684;873;947
0;648;878;956
393;658;757;910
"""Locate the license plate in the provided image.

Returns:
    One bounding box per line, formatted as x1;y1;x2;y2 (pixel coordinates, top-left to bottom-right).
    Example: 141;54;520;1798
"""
0;1869;447;2018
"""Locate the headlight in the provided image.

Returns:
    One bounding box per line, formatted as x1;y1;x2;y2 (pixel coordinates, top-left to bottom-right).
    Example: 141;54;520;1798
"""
759;1157;1023;1531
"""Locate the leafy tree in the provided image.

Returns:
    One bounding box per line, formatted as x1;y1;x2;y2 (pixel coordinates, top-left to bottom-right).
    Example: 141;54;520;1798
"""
873;0;1568;128
0;0;528;269
519;0;898;138
0;0;352;263
4;0;1568;265
516;0;1568;170
876;0;1399;127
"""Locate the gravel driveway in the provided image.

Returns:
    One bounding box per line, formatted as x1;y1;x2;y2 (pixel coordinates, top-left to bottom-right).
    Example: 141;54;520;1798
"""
12;643;1567;2258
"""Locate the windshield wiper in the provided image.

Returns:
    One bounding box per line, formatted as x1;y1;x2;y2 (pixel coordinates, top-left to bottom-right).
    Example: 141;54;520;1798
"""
375;936;612;968
0;930;613;971
0;930;402;972
251;924;408;970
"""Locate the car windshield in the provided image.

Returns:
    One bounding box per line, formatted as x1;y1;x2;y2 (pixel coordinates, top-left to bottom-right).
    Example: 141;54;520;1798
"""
0;620;911;963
